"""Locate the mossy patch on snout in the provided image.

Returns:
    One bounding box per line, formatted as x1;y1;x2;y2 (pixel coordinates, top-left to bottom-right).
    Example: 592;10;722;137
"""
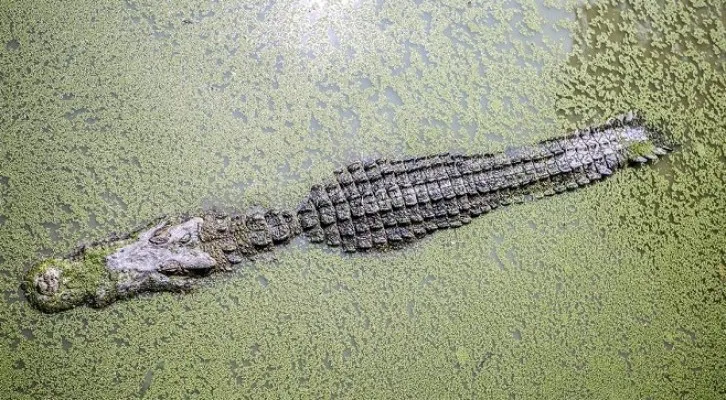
23;244;121;313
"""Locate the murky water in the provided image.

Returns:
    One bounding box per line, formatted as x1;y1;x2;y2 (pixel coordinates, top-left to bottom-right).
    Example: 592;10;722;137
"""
1;0;724;398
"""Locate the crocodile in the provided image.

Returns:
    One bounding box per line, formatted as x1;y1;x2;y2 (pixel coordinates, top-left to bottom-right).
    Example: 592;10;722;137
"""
23;111;673;313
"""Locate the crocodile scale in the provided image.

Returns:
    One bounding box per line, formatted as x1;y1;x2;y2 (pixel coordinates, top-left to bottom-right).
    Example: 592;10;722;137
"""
295;114;660;253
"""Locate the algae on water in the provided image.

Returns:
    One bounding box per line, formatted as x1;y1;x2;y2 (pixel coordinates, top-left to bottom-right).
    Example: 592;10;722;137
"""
0;0;724;399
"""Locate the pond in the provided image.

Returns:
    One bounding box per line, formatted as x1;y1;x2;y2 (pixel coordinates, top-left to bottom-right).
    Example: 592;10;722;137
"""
0;0;724;398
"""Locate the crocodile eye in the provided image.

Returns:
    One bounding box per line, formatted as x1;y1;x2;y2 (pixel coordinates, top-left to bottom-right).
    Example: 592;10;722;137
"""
149;233;169;245
179;233;192;244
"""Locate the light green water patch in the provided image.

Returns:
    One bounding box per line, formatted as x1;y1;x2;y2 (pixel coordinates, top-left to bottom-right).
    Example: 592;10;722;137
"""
1;0;725;399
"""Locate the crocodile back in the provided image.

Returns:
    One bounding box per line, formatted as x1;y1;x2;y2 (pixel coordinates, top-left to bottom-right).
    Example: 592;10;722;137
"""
296;115;666;252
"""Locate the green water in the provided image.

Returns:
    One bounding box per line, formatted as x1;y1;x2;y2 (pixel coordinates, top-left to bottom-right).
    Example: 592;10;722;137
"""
1;0;724;398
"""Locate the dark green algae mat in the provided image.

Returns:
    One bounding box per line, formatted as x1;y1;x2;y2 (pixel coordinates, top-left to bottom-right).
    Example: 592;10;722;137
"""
1;0;724;398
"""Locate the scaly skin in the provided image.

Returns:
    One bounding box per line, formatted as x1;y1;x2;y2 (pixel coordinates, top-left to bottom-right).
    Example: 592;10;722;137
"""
23;111;672;313
297;110;670;251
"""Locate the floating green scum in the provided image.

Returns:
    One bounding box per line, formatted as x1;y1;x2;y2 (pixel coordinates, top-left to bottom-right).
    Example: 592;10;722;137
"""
23;111;673;313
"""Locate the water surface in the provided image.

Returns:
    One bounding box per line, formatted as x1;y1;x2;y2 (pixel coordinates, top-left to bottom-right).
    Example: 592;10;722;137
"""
0;0;724;398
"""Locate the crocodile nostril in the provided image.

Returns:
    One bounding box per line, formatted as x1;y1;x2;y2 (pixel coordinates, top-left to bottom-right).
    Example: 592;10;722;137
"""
35;268;61;295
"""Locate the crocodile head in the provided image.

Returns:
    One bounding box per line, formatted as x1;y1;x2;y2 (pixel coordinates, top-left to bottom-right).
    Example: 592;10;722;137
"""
23;216;219;313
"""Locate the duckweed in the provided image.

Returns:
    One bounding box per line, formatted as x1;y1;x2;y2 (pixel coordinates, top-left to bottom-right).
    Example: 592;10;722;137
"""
0;0;724;399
